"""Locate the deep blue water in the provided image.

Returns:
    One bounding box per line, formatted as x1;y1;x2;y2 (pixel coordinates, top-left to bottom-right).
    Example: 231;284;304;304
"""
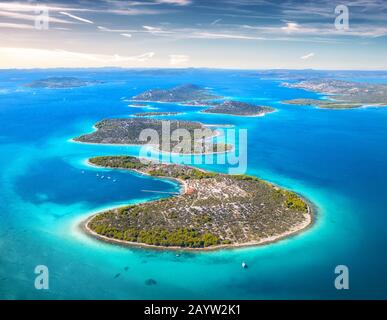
0;69;386;299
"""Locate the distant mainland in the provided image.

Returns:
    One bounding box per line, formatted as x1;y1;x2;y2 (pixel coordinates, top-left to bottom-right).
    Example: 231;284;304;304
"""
282;79;387;109
25;77;103;89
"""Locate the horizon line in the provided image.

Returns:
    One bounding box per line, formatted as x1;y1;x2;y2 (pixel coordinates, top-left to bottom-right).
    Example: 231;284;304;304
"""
1;67;387;72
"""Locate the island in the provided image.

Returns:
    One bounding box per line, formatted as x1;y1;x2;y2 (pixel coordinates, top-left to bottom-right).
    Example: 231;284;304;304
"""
73;118;231;154
132;84;276;116
24;77;103;89
133;112;183;117
203;100;276;116
132;84;221;104
282;79;387;109
83;156;312;250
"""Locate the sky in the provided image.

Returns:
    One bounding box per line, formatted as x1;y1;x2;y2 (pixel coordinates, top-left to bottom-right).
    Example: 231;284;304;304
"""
0;0;386;69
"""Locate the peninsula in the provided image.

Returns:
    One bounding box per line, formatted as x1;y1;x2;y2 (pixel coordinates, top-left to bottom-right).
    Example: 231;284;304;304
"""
25;77;103;89
84;156;312;250
282;79;387;109
73;118;231;154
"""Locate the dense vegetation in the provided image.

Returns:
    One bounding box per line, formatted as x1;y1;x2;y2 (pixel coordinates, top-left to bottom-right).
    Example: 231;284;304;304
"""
132;84;221;103
74;118;231;154
91;220;221;248
203;100;275;116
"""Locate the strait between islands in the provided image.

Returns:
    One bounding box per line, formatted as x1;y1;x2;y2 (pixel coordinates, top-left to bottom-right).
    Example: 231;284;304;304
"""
76;83;313;250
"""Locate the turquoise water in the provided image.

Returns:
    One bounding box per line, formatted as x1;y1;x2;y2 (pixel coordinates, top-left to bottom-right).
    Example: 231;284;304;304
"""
0;69;386;299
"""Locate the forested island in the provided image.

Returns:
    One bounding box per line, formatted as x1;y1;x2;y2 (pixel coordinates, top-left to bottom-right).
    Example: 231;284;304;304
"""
84;156;312;250
203;100;275;116
73;118;231;154
25;77;103;88
132;84;221;104
132;84;276;116
282;79;387;109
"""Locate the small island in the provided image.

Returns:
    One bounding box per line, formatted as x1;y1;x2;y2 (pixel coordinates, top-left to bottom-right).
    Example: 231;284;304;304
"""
132;84;221;104
132;84;276;116
133;112;183;117
84;156;312;250
282;79;387;109
203;100;276;116
282;99;363;109
74;118;231;154
25;77;103;89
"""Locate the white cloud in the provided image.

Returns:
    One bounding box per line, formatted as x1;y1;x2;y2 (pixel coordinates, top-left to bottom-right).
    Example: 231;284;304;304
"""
155;0;192;5
0;2;87;12
281;22;300;33
300;52;315;60
142;25;172;35
120;33;132;38
191;32;265;40
169;54;190;65
59;12;94;24
211;18;222;25
0;22;34;29
0;10;73;24
143;25;160;32
0;47;155;68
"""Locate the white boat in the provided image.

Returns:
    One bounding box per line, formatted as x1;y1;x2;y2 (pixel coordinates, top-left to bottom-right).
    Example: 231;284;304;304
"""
242;262;248;269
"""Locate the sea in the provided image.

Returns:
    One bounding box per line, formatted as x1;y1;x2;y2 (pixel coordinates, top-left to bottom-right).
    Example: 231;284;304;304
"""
0;68;386;299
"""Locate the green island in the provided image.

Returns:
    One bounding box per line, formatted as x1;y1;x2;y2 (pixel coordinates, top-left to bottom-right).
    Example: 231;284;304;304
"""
132;84;276;116
203;100;276;116
25;77;103;89
84;156;312;250
132;84;221;104
133;112;183;117
73;118;231;154
282;79;387;109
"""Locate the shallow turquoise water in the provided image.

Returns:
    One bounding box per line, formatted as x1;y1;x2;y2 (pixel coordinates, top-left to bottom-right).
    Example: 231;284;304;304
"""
0;69;386;299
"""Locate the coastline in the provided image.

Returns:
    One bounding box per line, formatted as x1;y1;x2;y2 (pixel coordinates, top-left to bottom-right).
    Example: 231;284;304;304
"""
200;109;277;117
80;160;315;252
281;99;387;110
69;128;233;156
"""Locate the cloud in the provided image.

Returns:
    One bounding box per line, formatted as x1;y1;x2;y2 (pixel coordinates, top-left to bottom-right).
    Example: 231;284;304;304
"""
0;47;155;68
155;0;192;5
120;33;132;38
59;12;94;24
0;10;73;24
0;22;34;29
281;22;300;33
142;25;173;35
190;32;265;40
0;2;88;12
300;52;315;60
211;18;222;25
169;54;190;65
